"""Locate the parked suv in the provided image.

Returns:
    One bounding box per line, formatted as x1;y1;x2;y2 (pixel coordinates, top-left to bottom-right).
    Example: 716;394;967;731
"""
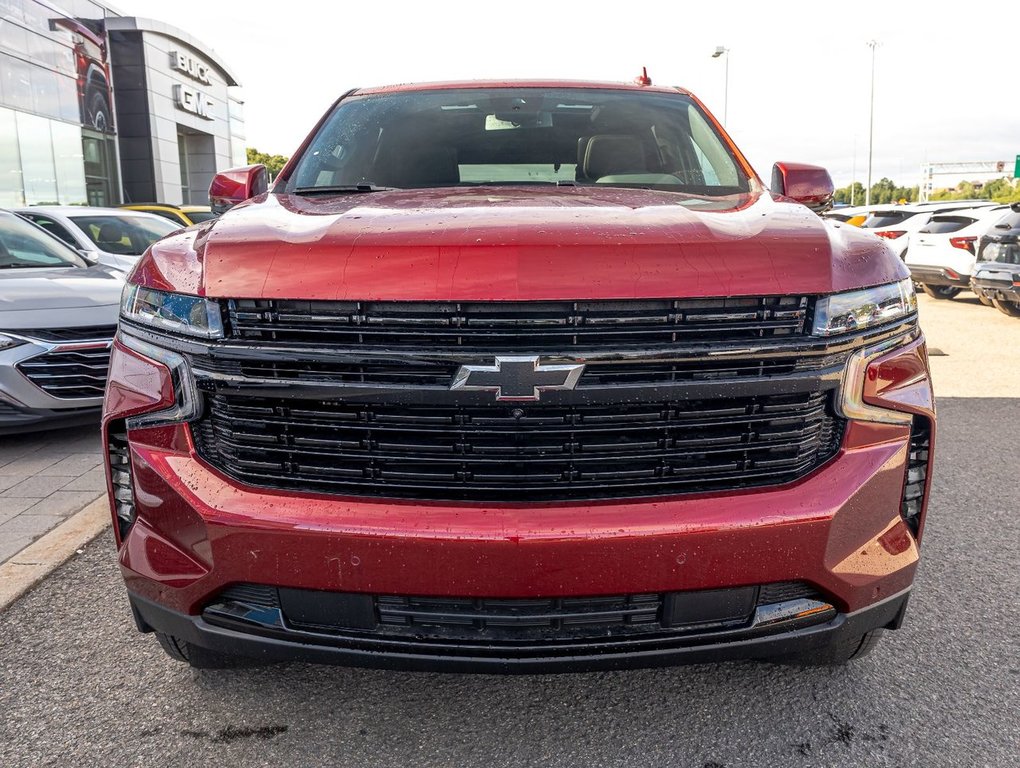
860;201;996;260
971;204;1020;317
905;205;1009;299
103;80;935;672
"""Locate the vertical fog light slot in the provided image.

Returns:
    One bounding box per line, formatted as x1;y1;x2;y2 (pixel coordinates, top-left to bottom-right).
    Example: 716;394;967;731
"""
901;417;931;535
108;421;136;539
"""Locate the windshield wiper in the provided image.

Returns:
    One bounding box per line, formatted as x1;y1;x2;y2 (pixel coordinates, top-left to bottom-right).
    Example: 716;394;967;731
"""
292;184;398;195
0;263;68;269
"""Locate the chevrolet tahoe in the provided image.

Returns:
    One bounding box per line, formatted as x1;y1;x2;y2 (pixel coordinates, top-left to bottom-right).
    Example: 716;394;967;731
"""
102;78;936;672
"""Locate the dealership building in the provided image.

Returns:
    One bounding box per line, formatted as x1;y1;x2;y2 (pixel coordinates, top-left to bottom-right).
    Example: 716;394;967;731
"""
0;0;246;208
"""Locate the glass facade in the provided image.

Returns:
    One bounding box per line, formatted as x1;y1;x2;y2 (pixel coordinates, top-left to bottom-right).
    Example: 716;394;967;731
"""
0;0;109;206
82;129;118;206
0;1;244;209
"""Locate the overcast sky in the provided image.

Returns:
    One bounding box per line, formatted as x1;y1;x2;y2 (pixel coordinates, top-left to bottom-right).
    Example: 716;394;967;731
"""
123;0;1019;189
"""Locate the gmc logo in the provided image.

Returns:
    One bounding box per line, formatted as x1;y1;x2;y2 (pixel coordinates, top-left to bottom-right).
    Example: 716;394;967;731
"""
173;85;214;121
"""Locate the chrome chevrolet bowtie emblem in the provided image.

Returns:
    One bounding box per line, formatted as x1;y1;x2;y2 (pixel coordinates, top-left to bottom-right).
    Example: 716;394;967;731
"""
450;356;585;402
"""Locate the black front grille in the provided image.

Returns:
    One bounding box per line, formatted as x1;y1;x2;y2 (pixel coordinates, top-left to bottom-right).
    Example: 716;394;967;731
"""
901;417;931;534
219;583;281;609
378;594;661;631
192;391;843;501
225;296;810;350
204;581;835;648
12;325;117;342
17;346;112;398
758;581;822;604
108;424;136;540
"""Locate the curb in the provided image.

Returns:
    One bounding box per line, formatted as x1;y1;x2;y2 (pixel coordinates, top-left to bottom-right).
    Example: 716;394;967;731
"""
0;496;110;612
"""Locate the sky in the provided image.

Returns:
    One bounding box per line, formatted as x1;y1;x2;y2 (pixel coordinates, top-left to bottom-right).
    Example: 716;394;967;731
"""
121;0;1020;190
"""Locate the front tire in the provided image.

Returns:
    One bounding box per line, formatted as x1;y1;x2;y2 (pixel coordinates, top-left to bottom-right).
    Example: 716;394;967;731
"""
920;284;961;300
976;293;994;307
86;87;110;132
992;299;1020;317
780;629;884;666
155;632;263;669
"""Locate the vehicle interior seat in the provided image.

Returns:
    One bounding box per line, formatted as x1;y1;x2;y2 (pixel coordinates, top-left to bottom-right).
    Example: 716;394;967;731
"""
579;134;652;181
372;133;460;189
96;221;132;254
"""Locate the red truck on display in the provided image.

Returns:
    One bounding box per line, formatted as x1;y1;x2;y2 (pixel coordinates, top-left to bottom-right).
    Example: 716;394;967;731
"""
102;78;936;672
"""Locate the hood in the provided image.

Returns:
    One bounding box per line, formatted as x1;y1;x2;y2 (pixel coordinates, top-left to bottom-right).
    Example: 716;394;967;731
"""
0;265;123;329
136;187;907;301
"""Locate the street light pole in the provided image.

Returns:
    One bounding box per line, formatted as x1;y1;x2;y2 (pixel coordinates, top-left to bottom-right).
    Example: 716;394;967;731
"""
712;46;730;125
851;136;857;206
866;40;879;206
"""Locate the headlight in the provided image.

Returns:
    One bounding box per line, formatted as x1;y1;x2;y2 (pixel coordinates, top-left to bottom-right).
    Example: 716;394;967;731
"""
120;285;224;338
812;278;916;336
0;333;26;352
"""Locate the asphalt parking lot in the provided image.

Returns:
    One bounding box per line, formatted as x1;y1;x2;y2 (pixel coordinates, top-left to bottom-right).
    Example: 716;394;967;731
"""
1;294;1018;767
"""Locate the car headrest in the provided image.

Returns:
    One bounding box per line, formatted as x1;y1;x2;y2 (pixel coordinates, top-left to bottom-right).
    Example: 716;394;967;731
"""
97;222;124;243
582;135;649;180
373;137;460;188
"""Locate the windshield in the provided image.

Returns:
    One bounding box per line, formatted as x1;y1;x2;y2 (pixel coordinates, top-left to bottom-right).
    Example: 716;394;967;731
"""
0;213;86;269
920;215;977;234
185;210;217;223
70;215;180;256
288;88;750;196
861;211;914;228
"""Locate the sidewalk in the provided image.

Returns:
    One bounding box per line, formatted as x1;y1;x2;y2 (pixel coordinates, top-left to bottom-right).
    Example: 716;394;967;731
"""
0;424;106;564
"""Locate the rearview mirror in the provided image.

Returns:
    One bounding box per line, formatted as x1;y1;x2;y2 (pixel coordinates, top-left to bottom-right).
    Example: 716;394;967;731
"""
770;162;834;214
209;164;269;215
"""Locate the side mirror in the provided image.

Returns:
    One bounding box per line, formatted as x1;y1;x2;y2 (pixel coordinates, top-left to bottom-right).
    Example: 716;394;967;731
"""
771;162;834;214
78;249;100;265
208;164;269;215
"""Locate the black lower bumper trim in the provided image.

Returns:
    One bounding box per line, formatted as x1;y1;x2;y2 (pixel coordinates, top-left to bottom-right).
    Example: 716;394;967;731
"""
970;277;1020;302
0;403;101;435
128;589;911;673
909;266;969;287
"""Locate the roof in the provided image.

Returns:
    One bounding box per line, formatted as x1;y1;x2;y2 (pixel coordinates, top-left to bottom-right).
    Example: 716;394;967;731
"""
870;201;997;214
104;17;240;87
354;79;690;96
123;204;211;212
929;205;1008;219
15;206;171;218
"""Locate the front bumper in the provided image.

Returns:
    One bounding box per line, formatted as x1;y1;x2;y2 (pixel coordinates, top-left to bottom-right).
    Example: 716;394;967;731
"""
112;412;926;668
105;323;935;670
908;265;970;288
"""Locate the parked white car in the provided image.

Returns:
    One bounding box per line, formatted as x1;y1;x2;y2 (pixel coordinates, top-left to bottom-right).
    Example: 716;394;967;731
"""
905;206;1010;299
15;206;181;272
859;201;998;260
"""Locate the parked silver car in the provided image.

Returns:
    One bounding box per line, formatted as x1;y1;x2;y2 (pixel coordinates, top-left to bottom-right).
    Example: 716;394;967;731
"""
15;206;181;272
0;210;123;433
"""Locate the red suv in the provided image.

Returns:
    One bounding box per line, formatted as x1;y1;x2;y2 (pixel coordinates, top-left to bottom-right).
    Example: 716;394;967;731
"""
103;79;935;671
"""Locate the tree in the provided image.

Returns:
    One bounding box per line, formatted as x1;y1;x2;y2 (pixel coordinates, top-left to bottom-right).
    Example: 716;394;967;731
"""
834;182;865;205
833;179;918;206
246;148;289;179
929;177;1020;204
